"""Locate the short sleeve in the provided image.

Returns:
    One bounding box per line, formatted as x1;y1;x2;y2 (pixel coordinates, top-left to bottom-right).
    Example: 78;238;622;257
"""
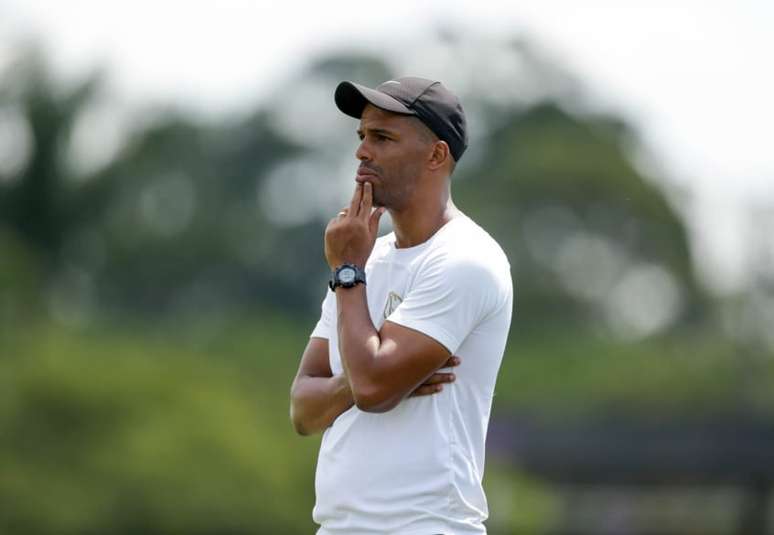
386;254;508;354
310;289;336;340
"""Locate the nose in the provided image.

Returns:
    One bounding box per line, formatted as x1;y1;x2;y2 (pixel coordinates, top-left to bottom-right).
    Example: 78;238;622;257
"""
356;139;371;162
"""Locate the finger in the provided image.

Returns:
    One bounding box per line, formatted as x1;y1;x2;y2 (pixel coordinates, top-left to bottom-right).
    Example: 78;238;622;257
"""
360;182;373;219
369;206;385;235
349;182;363;216
409;384;444;397
443;356;461;368
422;373;456;385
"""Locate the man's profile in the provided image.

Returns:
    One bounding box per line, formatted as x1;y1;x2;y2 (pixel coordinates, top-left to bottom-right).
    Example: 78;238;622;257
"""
290;77;513;534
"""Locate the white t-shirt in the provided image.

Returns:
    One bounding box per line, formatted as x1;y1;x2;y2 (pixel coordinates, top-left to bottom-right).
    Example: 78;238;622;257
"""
310;214;513;535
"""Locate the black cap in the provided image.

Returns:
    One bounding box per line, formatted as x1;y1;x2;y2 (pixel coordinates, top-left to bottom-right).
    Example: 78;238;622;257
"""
335;77;468;162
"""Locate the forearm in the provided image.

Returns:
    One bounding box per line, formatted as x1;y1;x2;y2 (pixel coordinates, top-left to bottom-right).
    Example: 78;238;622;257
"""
336;285;393;411
290;374;354;436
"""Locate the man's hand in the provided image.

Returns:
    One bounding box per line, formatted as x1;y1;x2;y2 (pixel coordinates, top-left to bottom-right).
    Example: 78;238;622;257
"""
325;182;385;269
409;355;460;397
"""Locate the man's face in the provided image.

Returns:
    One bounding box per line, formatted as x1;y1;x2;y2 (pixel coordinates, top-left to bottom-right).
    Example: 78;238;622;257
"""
355;105;432;210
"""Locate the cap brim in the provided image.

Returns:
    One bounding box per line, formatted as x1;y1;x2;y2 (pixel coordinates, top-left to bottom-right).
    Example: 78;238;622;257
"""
335;81;415;118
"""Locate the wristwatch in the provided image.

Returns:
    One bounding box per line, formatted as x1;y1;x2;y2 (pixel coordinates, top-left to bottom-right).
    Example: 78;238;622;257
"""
329;263;366;291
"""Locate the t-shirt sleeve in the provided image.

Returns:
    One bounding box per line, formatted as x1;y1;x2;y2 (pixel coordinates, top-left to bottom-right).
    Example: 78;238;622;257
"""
386;253;507;354
310;289;335;340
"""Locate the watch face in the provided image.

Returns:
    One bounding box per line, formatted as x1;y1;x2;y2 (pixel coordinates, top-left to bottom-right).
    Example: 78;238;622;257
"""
339;267;356;284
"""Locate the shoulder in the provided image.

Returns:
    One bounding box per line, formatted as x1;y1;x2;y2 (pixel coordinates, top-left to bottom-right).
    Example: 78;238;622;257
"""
397;216;512;318
428;215;511;282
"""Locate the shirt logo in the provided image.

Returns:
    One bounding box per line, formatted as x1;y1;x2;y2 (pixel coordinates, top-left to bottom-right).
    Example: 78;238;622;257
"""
383;291;403;319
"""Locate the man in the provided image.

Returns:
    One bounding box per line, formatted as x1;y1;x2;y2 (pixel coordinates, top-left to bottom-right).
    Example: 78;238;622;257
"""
290;77;513;534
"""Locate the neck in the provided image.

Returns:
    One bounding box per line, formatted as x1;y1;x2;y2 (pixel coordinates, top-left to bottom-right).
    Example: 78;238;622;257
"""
389;184;459;249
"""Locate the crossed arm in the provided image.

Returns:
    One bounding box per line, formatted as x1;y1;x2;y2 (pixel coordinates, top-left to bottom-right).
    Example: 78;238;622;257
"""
289;335;459;435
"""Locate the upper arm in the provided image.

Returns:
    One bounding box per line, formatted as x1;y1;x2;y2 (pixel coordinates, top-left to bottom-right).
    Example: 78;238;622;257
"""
293;337;332;385
295;289;336;383
290;336;347;436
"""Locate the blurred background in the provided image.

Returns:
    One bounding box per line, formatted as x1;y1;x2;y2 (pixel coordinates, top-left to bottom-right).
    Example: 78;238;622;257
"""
1;1;773;533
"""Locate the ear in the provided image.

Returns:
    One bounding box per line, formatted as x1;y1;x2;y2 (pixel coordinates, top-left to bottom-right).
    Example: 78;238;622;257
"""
427;140;450;172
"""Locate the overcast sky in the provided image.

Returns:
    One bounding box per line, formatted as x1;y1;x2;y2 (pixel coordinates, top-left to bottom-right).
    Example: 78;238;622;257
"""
1;0;772;292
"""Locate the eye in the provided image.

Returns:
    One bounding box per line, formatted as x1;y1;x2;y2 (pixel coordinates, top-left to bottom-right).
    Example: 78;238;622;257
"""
375;134;388;142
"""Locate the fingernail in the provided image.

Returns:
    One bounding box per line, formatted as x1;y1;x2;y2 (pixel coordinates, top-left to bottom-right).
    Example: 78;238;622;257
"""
449;374;455;382
436;385;443;392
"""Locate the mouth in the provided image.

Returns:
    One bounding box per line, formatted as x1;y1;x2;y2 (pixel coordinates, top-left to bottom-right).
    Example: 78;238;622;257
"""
356;166;380;183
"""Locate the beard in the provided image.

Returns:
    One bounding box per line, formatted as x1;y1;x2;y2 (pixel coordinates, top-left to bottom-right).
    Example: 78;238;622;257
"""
360;157;422;210
371;185;386;208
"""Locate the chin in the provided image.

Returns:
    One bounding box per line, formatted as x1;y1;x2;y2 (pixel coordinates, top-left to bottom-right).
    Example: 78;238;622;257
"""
372;193;386;208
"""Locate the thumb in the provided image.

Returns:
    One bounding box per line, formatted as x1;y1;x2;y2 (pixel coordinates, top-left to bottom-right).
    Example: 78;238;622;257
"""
369;207;386;235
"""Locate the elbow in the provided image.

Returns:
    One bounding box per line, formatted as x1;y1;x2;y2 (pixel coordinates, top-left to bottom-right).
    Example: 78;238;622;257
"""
291;415;309;436
293;422;310;436
289;402;310;436
351;384;399;413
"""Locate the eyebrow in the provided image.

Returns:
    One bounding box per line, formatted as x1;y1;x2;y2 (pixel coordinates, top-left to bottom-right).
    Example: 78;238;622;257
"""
357;127;398;138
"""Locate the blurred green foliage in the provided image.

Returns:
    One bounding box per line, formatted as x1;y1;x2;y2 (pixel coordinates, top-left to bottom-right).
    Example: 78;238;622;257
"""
1;319;320;534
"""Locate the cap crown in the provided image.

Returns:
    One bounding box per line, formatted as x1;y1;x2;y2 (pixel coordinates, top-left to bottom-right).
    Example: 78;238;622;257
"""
376;77;468;162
